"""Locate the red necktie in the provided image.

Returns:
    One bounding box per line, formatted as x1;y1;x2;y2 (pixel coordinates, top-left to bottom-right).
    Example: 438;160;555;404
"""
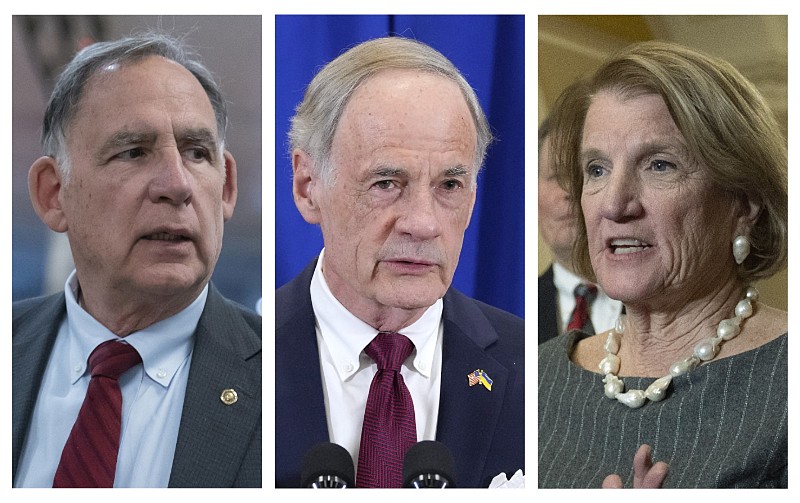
567;283;598;333
356;332;416;488
53;340;142;488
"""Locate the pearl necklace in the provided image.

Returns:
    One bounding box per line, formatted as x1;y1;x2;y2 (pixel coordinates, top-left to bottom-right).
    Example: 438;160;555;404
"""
599;286;759;408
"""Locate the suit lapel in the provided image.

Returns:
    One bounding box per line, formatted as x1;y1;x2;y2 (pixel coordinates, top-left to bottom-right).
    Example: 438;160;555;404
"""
275;260;330;487
12;293;66;479
538;265;559;344
436;290;509;488
168;287;261;487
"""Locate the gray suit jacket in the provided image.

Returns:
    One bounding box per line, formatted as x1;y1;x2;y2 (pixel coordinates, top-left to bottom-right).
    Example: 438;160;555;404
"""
11;284;262;487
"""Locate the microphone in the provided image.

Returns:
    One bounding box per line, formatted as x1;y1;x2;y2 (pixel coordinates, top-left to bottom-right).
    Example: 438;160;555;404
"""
301;442;355;488
403;441;456;488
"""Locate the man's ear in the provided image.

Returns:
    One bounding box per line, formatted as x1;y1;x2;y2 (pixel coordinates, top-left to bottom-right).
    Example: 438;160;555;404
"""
464;183;478;230
292;148;322;224
28;156;68;233
221;150;238;221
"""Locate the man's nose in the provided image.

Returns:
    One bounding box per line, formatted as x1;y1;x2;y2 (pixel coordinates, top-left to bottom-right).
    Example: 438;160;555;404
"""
148;148;193;205
394;187;443;240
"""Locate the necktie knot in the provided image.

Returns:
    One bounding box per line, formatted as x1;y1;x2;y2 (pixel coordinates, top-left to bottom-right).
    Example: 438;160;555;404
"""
89;340;142;379
567;283;598;333
574;283;597;302
365;332;414;372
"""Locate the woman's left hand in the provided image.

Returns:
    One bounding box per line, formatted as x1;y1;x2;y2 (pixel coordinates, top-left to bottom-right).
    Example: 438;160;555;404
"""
602;444;669;488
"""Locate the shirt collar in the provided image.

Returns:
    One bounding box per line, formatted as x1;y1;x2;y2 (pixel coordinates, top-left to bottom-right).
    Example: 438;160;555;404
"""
310;249;442;381
64;270;206;387
552;261;584;295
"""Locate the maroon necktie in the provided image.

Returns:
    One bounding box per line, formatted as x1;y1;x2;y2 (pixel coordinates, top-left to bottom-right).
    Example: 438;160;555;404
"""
356;332;416;488
567;283;598;333
53;340;142;488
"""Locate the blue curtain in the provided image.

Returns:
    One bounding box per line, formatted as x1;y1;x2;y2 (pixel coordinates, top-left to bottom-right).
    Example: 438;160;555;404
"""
275;15;525;318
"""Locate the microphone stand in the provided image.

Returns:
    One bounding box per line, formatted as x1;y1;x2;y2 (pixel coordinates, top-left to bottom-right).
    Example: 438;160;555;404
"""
407;474;451;488
308;475;351;488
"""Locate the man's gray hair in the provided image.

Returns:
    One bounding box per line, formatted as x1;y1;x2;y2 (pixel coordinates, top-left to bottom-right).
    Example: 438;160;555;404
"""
289;36;493;185
42;31;228;179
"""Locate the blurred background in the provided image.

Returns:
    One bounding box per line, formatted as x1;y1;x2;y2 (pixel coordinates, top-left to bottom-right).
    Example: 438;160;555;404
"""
12;15;262;311
538;15;788;310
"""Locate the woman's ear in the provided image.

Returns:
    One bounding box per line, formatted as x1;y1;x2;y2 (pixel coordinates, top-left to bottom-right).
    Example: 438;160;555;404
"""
735;193;762;236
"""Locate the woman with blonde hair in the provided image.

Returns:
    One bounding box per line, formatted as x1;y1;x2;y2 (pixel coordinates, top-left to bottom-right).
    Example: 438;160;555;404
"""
538;41;787;488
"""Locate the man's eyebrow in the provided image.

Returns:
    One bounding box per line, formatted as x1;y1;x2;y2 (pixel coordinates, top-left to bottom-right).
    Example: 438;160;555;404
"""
95;130;157;162
102;130;157;150
443;165;470;177
369;165;472;179
95;128;220;159
372;166;408;178
178;127;219;146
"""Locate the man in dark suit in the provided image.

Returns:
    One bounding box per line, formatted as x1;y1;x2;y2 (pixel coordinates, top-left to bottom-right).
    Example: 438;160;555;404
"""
538;116;621;343
12;33;261;487
276;37;524;488
538;117;574;344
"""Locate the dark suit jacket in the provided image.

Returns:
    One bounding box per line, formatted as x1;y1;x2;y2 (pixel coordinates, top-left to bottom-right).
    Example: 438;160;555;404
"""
11;284;262;487
538;265;559;345
275;260;524;488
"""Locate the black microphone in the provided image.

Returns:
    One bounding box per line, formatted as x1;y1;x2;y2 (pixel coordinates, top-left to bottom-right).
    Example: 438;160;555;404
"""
403;441;456;488
301;442;355;488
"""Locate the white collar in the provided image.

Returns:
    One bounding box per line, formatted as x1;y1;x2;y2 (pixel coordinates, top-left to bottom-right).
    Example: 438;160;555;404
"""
310;249;442;381
64;270;205;388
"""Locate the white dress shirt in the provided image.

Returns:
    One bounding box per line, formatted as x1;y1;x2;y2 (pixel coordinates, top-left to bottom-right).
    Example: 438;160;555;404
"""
552;261;623;334
310;249;443;467
15;270;205;487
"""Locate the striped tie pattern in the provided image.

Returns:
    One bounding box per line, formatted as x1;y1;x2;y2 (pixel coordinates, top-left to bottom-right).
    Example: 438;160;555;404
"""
356;332;416;488
53;340;142;488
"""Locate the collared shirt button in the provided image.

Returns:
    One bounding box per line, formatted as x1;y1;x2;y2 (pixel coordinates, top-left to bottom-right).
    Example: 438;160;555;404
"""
344;363;354;373
157;369;167;379
73;363;83;373
419;361;428;371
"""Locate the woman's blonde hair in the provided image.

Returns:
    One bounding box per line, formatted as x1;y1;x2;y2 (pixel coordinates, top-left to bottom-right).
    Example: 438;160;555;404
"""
550;41;787;283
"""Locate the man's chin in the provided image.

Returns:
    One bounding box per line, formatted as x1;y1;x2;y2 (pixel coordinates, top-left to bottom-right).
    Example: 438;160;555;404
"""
376;286;446;311
130;268;209;299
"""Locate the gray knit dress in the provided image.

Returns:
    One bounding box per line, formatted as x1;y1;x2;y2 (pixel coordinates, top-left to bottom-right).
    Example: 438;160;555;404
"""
538;331;787;488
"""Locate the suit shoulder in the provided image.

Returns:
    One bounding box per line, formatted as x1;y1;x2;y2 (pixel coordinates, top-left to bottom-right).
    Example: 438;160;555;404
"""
13;294;55;316
215;293;262;338
473;298;524;337
13;293;65;332
444;289;524;346
275;259;316;330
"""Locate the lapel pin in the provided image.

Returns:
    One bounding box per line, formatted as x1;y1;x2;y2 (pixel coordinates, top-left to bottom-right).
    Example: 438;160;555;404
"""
220;388;238;405
467;369;493;391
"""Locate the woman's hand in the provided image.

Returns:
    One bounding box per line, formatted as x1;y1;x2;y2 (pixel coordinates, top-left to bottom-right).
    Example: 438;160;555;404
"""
602;444;669;488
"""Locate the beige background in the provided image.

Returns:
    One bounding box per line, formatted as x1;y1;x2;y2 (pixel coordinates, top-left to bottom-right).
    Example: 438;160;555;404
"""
538;15;788;310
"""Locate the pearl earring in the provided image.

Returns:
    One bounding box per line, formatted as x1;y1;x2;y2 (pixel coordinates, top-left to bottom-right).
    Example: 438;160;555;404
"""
732;235;750;264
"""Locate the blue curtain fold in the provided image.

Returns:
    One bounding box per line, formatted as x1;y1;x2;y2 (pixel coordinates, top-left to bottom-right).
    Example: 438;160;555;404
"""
275;14;525;318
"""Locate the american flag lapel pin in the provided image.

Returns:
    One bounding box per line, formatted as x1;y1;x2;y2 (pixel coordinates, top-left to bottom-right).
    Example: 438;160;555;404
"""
467;369;493;391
